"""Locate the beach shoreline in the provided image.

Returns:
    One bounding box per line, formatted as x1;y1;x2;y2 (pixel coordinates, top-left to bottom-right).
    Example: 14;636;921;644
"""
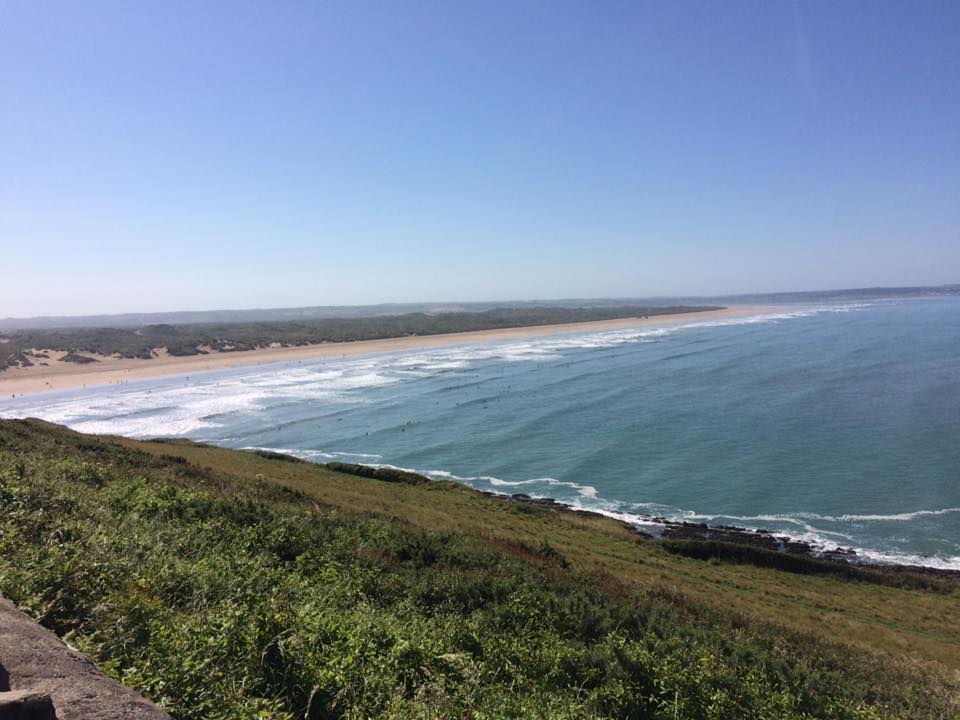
1;306;771;398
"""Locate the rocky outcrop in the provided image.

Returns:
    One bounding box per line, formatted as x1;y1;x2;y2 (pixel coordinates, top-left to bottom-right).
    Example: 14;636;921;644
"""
0;597;168;720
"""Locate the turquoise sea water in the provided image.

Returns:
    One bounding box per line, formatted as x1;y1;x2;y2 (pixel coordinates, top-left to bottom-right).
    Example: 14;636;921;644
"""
3;297;959;568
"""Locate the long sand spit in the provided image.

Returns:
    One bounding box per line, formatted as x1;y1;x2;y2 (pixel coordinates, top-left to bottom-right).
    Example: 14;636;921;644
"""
1;306;771;397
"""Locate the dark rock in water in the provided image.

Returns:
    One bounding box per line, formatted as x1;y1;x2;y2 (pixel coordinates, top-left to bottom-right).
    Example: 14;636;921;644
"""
529;497;568;510
781;538;815;555
822;547;858;558
660;520;820;556
325;462;430;486
508;494;571;511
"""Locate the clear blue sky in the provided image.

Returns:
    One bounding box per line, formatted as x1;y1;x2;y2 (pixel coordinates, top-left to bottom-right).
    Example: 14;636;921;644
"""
1;1;958;316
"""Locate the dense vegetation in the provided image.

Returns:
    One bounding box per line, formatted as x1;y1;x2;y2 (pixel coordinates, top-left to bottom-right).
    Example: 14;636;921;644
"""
0;305;718;371
1;420;958;719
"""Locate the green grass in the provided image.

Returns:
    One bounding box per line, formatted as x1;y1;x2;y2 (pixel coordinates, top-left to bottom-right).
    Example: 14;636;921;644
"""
1;418;958;719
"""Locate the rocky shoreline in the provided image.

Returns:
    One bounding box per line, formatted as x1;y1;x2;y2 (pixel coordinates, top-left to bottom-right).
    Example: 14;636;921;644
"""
322;461;960;584
495;491;960;584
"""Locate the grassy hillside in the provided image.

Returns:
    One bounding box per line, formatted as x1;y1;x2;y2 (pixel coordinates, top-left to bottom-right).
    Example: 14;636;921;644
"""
0;419;957;719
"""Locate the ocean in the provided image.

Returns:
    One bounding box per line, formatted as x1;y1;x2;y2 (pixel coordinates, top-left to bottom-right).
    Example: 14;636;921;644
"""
3;296;959;569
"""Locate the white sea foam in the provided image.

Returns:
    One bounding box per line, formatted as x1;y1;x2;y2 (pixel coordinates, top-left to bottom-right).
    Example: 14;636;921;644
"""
565;504;960;570
847;549;960;571
7;384;270;437
690;507;960;524
242;446;384;462
0;359;406;437
416;469;601;499
339;464;602;501
799;508;960;522
483;475;600;499
425;302;871;360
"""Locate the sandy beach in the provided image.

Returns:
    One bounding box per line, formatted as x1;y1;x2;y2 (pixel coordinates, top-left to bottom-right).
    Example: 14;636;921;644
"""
0;306;771;398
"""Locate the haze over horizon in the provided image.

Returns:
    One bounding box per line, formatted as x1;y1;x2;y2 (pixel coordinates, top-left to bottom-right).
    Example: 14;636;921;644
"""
2;1;959;317
2;283;960;329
